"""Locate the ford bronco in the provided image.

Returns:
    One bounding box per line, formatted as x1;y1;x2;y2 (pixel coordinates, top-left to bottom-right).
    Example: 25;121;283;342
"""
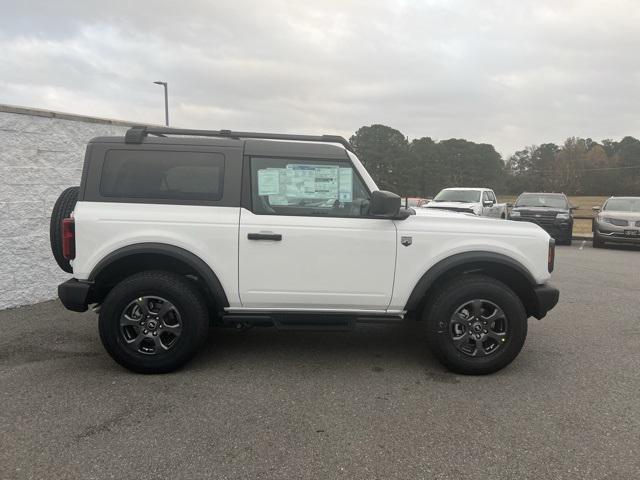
51;126;559;374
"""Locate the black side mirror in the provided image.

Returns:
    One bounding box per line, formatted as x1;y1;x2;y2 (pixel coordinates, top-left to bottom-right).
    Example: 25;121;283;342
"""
370;190;403;218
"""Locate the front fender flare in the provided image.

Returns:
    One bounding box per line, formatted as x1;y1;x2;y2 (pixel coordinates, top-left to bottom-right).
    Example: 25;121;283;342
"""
404;251;536;312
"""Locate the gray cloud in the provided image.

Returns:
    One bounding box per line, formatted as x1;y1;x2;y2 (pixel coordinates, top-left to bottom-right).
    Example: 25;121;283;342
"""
1;0;639;156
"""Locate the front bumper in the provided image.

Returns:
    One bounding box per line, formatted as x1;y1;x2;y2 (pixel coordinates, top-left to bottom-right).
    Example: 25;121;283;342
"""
531;284;559;319
510;217;572;240
58;279;93;312
594;224;640;244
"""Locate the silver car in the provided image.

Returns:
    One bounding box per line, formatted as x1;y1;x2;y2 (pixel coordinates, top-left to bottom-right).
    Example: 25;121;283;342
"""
593;197;640;247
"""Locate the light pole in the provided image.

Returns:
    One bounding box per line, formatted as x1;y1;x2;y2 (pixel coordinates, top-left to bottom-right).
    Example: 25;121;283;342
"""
153;81;169;126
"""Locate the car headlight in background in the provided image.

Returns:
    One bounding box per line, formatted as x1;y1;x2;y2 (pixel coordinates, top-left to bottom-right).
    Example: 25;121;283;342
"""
556;213;570;220
510;211;521;218
602;217;628;226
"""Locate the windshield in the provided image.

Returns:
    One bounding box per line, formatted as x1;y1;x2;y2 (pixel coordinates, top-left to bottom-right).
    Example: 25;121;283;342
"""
603;198;640;212
433;189;480;203
515;194;568;209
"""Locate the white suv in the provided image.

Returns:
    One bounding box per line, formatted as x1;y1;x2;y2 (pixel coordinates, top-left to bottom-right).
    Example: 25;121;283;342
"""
51;126;559;374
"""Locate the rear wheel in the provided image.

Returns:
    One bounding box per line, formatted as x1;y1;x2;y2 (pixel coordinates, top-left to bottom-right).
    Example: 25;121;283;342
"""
50;186;79;273
424;274;528;375
99;271;209;373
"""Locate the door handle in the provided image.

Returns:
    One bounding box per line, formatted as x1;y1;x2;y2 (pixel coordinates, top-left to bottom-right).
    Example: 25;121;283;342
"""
248;233;282;241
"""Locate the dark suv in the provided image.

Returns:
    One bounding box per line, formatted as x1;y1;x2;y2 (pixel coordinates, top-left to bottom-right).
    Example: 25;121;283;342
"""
509;193;574;245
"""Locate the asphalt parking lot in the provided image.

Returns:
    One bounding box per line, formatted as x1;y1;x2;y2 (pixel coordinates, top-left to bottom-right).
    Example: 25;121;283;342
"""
1;242;639;480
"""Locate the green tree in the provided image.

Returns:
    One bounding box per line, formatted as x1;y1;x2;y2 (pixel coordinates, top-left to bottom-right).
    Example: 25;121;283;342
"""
350;125;409;193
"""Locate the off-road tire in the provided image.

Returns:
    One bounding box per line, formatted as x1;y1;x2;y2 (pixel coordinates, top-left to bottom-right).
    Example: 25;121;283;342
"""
49;186;79;273
99;271;209;374
424;274;528;375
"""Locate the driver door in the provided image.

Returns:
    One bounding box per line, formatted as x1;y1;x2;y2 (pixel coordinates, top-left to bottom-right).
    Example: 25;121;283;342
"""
238;156;397;310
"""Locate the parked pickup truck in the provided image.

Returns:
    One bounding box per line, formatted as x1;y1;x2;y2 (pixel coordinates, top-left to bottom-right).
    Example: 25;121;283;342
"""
424;188;508;218
50;126;558;375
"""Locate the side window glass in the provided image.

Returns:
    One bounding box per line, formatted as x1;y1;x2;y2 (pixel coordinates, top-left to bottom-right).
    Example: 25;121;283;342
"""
489;191;496;202
251;157;370;217
100;150;224;202
483;192;490;202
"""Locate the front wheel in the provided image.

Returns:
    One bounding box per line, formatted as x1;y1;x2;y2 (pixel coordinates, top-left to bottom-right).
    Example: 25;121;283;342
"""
424;274;528;375
99;271;209;373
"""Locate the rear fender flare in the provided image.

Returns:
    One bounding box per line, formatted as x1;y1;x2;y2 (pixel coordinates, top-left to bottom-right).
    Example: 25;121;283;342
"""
89;242;229;308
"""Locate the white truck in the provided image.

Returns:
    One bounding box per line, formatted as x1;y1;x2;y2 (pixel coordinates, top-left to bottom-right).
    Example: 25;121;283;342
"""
50;126;558;375
424;187;508;218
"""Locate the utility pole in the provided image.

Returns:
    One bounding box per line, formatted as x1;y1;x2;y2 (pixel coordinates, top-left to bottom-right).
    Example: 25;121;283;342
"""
153;81;169;126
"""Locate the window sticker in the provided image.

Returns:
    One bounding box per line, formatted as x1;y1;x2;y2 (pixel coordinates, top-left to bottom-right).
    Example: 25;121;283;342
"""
284;164;351;200
257;169;282;195
338;168;353;202
257;164;355;204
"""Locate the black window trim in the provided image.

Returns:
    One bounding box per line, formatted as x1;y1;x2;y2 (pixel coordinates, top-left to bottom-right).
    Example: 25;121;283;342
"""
244;155;380;220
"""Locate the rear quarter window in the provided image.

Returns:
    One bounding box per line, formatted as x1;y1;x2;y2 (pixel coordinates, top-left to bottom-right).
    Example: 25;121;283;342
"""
99;150;224;202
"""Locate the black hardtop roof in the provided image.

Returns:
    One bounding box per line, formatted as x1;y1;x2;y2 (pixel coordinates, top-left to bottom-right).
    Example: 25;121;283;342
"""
89;128;351;160
121;125;354;152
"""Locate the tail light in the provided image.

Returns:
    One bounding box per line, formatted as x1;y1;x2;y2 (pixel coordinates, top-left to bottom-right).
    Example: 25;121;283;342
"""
548;238;555;273
62;218;75;260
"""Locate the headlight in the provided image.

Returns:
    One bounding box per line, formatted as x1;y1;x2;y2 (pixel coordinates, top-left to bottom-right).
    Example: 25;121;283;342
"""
556;213;570;220
510;211;520;218
602;217;628;227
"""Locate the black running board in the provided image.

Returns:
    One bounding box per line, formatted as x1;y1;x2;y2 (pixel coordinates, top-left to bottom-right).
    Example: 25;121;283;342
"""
221;312;404;331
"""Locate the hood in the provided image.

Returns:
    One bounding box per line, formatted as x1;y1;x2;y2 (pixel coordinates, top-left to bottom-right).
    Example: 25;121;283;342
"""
413;206;476;218
403;208;549;238
512;206;568;214
598;210;640;222
424;201;479;211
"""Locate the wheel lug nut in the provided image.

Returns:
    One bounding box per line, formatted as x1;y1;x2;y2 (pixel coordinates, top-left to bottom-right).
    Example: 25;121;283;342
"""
139;321;145;326
475;334;481;339
483;330;487;334
143;329;148;334
153;332;157;336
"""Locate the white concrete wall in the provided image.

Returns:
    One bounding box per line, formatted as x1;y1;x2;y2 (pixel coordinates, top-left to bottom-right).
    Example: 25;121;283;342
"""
0;105;140;310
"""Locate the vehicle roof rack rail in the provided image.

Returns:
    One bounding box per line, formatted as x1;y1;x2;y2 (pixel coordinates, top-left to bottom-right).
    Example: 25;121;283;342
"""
124;125;354;152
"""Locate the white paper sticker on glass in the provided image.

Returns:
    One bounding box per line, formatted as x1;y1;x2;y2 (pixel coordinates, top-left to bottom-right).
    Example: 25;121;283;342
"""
257;169;282;195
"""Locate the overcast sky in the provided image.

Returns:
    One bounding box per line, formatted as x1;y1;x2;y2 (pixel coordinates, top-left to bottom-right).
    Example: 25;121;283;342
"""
1;0;639;156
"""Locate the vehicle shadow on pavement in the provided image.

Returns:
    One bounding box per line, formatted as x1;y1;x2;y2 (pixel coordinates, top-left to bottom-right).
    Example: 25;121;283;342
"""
192;321;450;375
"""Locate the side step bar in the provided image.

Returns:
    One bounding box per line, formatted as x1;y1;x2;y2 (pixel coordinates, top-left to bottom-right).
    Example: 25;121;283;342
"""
221;312;404;331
